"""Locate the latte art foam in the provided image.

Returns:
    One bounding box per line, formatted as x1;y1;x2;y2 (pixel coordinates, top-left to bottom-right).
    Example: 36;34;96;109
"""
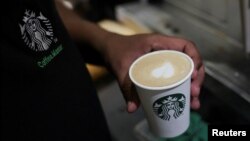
130;51;193;88
152;62;174;79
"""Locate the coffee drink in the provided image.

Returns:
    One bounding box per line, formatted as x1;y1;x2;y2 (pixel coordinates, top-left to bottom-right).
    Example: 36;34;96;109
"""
130;51;192;88
129;50;194;137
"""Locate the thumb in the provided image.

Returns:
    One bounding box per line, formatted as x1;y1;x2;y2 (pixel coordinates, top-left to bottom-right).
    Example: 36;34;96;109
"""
120;73;140;113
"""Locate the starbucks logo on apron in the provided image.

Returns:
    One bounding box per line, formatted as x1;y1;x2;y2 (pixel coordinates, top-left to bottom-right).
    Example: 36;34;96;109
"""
153;94;186;121
19;10;56;52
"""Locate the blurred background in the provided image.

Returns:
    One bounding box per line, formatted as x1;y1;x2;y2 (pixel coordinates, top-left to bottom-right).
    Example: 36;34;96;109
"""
63;0;250;141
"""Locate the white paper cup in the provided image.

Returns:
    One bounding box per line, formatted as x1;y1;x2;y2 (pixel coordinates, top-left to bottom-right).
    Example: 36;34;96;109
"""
129;50;194;138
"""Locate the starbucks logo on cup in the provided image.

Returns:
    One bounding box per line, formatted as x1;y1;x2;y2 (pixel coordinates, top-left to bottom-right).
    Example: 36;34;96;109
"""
153;94;186;121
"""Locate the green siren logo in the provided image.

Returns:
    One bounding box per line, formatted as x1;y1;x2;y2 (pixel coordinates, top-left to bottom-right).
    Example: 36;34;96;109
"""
153;93;186;121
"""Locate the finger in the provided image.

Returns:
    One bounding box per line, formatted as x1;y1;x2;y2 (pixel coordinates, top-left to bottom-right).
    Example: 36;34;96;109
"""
153;37;203;78
150;35;187;51
191;64;205;95
151;37;203;80
191;97;200;109
191;65;205;110
183;41;203;73
191;69;198;79
120;73;140;113
127;101;139;113
191;84;200;98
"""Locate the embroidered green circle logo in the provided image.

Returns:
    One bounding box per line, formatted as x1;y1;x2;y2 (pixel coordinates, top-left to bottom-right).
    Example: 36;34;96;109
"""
153;93;186;121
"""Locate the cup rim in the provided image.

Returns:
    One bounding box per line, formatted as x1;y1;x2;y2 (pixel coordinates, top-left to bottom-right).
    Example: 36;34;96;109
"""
129;50;194;90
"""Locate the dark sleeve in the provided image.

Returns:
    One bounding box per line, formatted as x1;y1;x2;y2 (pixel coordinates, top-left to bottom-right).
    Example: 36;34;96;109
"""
75;41;106;66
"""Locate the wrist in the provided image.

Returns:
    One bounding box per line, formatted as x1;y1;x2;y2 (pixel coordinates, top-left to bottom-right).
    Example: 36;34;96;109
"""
95;31;123;63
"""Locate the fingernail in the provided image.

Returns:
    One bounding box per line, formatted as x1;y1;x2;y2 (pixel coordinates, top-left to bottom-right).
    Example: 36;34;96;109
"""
127;101;137;113
191;99;200;109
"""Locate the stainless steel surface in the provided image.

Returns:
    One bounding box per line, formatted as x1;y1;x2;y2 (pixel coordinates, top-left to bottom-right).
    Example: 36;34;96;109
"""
205;61;250;103
242;0;250;54
163;0;243;44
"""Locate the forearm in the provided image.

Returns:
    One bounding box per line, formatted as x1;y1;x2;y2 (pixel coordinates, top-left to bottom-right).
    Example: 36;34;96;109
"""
54;0;113;54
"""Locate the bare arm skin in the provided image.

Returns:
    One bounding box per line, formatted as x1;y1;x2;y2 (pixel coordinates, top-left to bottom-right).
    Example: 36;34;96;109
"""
55;0;205;112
